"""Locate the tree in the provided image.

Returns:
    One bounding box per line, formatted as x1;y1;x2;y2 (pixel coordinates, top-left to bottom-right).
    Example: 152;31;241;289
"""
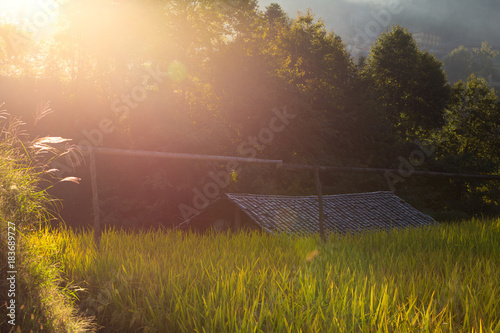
265;3;289;28
435;75;500;173
444;42;499;84
471;42;499;79
429;75;500;215
364;26;450;142
277;11;355;163
443;46;473;84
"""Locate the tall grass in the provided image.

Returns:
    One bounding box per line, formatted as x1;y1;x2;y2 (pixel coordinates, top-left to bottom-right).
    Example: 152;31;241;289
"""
0;106;94;332
30;218;500;332
0;113;55;229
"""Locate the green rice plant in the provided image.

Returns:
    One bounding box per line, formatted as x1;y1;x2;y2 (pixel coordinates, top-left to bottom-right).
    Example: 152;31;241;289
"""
27;217;500;332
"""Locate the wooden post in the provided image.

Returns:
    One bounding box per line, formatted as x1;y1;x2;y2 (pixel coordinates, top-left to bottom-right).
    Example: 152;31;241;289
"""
314;166;326;242
89;148;100;247
234;206;241;231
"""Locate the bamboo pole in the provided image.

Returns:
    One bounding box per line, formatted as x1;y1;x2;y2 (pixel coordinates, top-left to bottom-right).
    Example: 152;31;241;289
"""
89;147;283;165
314;166;326;242
89;148;100;247
280;163;500;180
77;146;500;181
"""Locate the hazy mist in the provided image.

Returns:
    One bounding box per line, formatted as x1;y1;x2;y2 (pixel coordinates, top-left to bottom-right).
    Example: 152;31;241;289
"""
258;0;500;46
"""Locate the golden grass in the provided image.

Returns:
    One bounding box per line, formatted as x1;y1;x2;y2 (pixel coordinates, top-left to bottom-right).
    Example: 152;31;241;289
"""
25;217;500;332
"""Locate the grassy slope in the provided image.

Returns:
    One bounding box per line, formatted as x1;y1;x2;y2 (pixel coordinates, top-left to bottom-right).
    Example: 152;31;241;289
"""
0;114;95;332
26;218;500;332
0;229;96;332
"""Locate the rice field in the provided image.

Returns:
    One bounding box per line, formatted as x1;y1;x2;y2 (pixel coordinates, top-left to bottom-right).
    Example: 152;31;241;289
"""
26;218;500;332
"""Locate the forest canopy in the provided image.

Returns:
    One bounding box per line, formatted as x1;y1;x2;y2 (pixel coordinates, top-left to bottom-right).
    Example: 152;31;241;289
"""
0;0;498;227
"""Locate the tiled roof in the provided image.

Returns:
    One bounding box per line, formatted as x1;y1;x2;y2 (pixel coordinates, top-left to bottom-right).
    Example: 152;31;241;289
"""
225;191;436;234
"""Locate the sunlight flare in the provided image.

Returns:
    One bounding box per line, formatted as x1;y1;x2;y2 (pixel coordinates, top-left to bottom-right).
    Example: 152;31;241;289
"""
0;0;59;37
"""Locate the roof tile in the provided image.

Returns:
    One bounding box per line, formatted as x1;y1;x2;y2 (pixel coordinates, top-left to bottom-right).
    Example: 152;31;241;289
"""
225;191;435;234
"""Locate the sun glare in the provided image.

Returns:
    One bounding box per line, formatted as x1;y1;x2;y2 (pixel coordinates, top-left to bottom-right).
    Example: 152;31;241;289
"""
0;0;59;36
1;0;38;21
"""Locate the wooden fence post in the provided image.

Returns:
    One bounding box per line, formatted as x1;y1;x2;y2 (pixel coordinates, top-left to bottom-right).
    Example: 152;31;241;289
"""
314;166;326;242
89;148;100;247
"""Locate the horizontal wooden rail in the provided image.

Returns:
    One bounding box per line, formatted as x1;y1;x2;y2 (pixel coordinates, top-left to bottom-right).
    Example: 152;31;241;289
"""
279;163;500;180
84;146;500;181
21;139;498;181
87;147;284;165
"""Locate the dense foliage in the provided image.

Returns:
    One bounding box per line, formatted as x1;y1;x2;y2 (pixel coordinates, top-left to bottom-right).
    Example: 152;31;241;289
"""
444;43;499;85
0;1;498;228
